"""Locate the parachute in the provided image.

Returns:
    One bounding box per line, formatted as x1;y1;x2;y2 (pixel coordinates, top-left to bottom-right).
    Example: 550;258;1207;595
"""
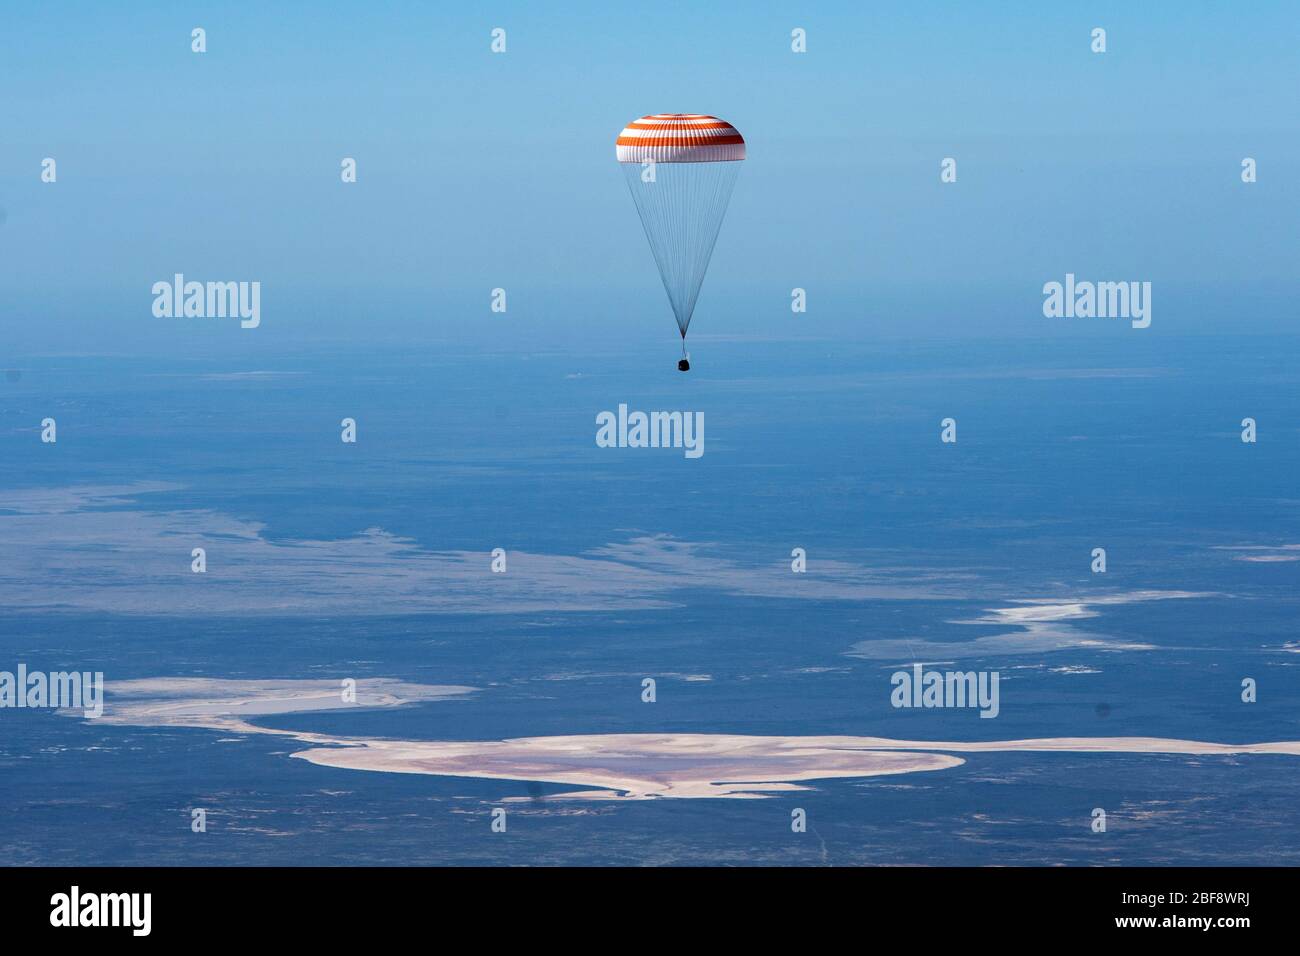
616;114;745;370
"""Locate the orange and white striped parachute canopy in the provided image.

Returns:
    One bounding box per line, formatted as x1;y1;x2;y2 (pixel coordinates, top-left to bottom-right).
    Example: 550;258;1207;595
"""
615;114;745;164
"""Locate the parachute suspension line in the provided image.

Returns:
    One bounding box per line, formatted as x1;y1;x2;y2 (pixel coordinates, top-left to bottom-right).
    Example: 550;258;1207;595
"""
622;160;741;340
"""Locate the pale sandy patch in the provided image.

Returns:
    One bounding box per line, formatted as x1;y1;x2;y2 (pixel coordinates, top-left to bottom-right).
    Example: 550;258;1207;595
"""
75;678;1300;801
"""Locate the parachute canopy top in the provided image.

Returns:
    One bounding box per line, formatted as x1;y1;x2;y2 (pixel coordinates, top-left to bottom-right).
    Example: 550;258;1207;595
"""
615;114;745;164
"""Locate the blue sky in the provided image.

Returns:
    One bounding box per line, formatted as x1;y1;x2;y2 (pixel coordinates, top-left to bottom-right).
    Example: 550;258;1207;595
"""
2;1;1297;355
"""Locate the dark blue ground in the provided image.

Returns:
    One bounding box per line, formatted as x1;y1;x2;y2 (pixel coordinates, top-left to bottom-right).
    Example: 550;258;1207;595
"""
1;335;1297;864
